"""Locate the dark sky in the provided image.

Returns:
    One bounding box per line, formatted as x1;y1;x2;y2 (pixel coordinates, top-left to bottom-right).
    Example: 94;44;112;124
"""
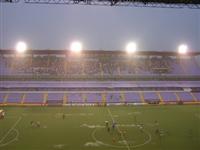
0;2;200;51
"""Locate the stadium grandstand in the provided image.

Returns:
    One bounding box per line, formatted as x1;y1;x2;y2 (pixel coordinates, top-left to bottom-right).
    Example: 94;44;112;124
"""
0;49;200;106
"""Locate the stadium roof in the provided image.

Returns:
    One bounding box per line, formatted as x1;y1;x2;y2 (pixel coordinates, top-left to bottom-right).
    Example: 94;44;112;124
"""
0;49;200;56
1;0;200;8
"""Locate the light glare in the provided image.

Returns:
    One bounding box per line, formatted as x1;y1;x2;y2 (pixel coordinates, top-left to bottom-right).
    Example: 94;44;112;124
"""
70;41;82;53
126;42;137;54
178;44;188;54
16;41;27;53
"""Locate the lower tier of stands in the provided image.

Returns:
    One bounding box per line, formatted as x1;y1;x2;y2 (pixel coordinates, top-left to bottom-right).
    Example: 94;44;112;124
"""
0;91;200;105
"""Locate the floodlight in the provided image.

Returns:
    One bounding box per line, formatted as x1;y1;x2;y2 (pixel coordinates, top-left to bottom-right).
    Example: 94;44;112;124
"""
178;44;188;54
70;41;82;53
126;42;137;54
15;41;27;53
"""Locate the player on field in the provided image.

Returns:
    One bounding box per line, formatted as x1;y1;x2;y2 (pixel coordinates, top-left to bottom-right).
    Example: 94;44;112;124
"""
112;121;116;130
62;113;65;120
105;121;109;127
0;110;5;119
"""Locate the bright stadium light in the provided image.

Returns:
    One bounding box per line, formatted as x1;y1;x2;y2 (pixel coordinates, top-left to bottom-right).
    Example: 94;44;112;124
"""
178;44;188;55
70;41;82;53
15;41;27;53
126;42;137;54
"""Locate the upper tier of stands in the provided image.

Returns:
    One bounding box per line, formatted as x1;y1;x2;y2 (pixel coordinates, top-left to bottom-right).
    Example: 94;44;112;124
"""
0;52;200;77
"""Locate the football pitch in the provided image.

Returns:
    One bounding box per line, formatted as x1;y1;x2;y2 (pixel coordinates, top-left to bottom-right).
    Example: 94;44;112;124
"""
0;105;199;150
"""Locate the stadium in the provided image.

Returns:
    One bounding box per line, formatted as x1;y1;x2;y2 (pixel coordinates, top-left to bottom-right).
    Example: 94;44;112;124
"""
0;0;200;150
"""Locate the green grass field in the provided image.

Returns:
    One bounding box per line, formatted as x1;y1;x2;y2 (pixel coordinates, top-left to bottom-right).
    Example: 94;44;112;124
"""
0;105;200;150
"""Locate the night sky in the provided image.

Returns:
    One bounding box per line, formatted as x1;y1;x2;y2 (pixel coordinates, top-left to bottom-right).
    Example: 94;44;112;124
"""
0;2;200;51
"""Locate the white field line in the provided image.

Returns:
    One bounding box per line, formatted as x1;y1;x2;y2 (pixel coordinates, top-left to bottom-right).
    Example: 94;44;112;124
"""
0;129;19;147
107;108;131;150
0;117;22;143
